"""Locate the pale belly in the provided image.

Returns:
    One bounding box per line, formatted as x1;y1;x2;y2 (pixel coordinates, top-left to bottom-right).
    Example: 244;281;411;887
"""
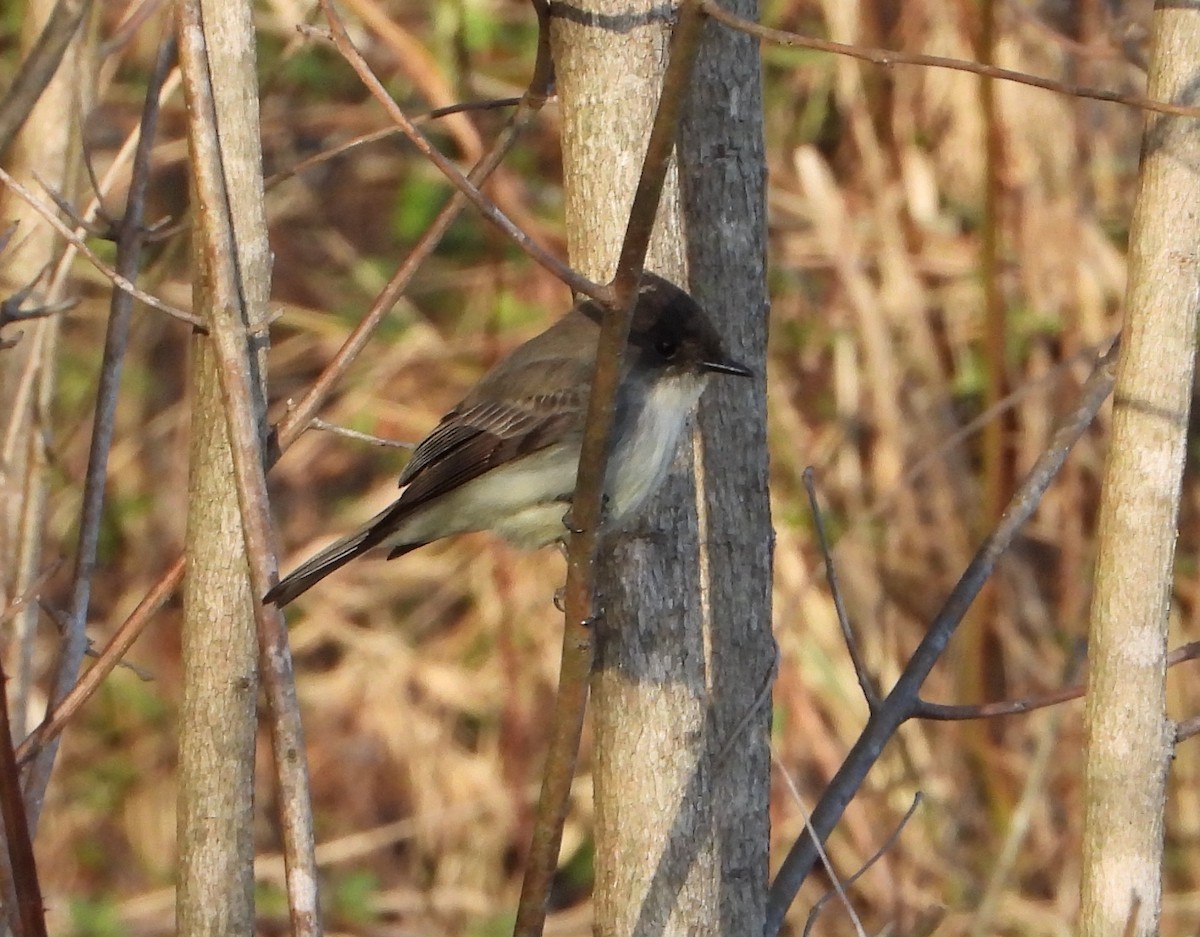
383;374;706;550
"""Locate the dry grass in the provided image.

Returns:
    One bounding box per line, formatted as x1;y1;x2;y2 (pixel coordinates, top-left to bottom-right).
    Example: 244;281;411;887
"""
6;0;1200;933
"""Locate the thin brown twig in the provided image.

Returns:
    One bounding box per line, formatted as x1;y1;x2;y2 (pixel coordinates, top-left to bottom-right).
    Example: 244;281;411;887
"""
0;167;205;328
0;0;94;155
318;0;606;303
700;0;1200;120
15;558;184;766
308;416;415;449
0;559;62;628
803;467;879;710
920;639;1200;722
0;661;47;937
802;792;923;937
264;96;525;190
772;748;868;937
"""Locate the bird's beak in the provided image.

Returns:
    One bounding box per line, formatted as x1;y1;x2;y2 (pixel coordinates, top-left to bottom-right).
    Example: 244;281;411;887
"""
703;357;753;378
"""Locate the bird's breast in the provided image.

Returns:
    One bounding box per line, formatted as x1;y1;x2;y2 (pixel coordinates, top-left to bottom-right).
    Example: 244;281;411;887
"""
606;374;707;524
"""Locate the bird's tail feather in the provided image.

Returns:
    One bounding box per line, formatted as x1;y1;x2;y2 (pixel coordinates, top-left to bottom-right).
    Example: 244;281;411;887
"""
264;524;377;607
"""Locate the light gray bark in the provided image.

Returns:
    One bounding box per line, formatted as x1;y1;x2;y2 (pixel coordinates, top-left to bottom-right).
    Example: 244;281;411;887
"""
176;0;272;932
1078;10;1200;937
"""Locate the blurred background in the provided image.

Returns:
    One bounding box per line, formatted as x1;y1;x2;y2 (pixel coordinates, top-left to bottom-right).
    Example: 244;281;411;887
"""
6;0;1198;933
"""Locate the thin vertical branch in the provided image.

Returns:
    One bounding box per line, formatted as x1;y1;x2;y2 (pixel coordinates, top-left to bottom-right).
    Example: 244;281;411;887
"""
0;662;46;937
0;0;93;154
21;28;176;827
961;0;1014;810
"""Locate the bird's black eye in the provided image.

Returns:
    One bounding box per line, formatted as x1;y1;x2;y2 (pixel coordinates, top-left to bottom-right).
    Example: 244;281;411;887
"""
655;338;679;359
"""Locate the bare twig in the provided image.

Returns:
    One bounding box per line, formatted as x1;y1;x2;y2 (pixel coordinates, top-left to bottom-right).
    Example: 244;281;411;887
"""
308;416;415;449
773;750;867;937
764;337;1121;935
16;558;184;767
0;0;94;155
920;639;1200;723
915;684;1083;721
0;167;204;328
700;0;1200;120
264;95;525;191
0;265;78;336
804;467;879;710
0;559;62;628
802;792;923;937
0;661;47;937
318;0;605;303
20;31;178;833
34;172;115;240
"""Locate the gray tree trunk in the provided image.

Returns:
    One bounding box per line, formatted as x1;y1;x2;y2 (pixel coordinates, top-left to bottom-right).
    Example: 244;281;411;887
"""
1078;10;1200;937
679;7;773;934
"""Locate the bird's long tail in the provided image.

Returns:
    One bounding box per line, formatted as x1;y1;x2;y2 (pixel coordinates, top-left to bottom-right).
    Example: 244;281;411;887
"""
264;524;378;607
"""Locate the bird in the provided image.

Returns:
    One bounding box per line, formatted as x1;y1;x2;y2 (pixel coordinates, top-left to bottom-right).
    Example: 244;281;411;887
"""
263;273;751;606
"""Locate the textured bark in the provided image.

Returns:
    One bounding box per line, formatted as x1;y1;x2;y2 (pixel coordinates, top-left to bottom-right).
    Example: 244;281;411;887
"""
178;339;260;935
553;4;769;934
1078;11;1200;937
679;8;773;935
176;0;272;932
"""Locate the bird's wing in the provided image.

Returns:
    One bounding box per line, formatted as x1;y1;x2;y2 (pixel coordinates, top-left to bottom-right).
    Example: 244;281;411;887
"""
396;359;593;510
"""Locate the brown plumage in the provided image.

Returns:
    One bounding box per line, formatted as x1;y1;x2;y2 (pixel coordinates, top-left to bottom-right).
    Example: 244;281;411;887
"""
264;273;750;607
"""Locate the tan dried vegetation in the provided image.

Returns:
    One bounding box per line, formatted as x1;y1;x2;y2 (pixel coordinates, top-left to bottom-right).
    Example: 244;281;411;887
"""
6;0;1200;933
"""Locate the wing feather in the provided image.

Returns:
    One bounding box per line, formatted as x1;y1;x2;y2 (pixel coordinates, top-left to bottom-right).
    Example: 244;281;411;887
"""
396;384;589;511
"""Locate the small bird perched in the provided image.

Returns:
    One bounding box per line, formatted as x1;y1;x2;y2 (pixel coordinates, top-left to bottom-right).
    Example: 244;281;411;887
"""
264;273;751;607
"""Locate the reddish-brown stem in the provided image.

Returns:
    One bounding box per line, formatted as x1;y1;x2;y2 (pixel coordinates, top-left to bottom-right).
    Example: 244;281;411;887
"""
700;0;1200;119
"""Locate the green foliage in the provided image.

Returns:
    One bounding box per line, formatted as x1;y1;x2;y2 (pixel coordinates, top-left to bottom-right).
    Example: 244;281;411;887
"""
555;837;594;898
491;288;542;332
255;879;289;919
467;911;516;937
391;173;485;259
67;897;122;937
330;869;381;925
